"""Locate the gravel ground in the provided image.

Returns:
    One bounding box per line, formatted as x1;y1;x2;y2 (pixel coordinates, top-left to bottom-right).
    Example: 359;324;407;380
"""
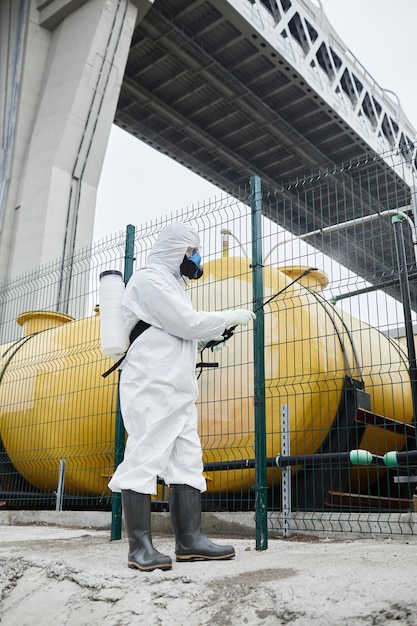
0;525;417;625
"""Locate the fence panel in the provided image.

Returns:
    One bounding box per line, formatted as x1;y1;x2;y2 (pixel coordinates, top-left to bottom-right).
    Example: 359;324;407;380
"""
0;152;416;538
261;155;417;536
0;233;126;508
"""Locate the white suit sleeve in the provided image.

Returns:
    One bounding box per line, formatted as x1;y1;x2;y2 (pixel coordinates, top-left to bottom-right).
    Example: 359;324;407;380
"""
122;267;225;341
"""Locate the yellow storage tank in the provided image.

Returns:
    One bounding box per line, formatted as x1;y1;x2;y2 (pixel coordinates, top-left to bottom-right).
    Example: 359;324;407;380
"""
0;309;117;496
0;257;413;498
194;257;413;493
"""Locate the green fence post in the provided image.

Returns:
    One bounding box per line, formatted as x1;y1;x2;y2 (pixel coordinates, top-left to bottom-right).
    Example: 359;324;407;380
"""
250;176;268;550
392;215;417;444
110;224;136;541
110;375;124;541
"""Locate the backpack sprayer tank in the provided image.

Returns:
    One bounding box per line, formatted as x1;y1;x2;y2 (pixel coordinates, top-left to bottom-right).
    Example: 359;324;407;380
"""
99;270;129;360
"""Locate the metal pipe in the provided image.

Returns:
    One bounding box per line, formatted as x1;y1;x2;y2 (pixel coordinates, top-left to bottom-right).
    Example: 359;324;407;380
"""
220;228;248;257
330;270;417;303
276;449;382;468
264;208;417;265
203;448;417;470
384;450;417;467
221;229;230;257
392;215;417;447
203;457;277;471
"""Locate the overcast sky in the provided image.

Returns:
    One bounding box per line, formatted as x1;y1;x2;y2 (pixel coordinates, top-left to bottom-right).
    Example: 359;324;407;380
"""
93;0;417;241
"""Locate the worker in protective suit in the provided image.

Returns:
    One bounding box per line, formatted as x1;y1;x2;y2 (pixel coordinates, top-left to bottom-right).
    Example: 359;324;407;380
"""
108;222;255;572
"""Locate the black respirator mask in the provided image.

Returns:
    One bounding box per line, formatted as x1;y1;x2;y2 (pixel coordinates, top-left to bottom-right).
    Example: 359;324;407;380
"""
180;250;203;279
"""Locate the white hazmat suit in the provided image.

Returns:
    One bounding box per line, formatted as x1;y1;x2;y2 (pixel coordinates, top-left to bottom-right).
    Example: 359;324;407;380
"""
109;222;232;495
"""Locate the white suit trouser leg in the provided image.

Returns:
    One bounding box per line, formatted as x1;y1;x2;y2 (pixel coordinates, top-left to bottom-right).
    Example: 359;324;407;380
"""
108;402;206;494
159;412;206;492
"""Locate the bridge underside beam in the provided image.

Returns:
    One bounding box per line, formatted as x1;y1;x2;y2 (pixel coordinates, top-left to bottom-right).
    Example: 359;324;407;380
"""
115;0;416;307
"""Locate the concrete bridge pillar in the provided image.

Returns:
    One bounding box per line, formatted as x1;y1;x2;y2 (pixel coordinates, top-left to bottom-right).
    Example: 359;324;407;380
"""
0;0;151;299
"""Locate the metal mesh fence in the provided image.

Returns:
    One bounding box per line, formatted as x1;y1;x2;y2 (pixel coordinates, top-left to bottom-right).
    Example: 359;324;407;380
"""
0;151;416;538
0;232;128;509
262;153;417;537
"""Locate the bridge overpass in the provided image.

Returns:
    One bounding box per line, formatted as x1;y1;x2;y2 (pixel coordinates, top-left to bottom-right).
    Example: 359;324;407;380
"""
117;0;417;191
1;0;416;307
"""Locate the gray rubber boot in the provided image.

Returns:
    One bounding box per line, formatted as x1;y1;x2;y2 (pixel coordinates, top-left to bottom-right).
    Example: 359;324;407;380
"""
122;490;172;571
169;484;235;562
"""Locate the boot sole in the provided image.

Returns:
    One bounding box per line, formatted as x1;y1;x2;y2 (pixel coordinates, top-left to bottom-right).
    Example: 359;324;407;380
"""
128;561;172;572
176;552;235;562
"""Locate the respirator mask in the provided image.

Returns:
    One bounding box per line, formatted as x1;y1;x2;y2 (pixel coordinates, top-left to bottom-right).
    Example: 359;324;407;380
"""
180;249;203;279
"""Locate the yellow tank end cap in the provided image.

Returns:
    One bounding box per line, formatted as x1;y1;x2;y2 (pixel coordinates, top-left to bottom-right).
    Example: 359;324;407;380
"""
278;265;329;291
16;310;75;336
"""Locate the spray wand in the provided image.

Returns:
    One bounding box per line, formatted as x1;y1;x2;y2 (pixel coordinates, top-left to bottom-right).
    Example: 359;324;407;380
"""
196;266;318;373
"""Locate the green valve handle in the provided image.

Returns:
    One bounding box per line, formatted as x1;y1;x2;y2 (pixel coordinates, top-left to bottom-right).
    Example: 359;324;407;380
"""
349;449;374;465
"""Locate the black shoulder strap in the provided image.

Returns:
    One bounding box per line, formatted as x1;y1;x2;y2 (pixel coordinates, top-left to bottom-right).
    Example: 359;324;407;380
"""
101;354;126;378
101;319;151;378
129;319;151;344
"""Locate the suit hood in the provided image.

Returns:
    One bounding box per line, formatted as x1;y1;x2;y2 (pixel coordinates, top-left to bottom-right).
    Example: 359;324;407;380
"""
146;222;200;278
